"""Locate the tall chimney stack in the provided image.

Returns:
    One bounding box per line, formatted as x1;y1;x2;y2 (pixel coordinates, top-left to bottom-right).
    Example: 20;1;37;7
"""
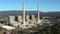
37;4;40;23
23;2;26;26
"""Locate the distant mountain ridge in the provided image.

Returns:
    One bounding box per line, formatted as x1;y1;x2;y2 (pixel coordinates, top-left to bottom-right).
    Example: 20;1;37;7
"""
0;10;44;15
46;11;60;14
0;10;60;16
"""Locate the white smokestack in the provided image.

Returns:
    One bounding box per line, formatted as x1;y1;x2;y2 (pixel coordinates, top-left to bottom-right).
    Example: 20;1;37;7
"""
23;2;26;26
37;4;40;23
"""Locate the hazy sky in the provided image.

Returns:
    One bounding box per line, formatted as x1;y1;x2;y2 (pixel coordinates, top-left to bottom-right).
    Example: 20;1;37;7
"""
0;0;60;12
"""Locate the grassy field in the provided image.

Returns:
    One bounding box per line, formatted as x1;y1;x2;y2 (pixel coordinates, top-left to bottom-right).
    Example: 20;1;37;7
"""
0;27;6;34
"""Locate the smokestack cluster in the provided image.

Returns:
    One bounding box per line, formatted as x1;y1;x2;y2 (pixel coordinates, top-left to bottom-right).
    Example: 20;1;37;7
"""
8;2;41;27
